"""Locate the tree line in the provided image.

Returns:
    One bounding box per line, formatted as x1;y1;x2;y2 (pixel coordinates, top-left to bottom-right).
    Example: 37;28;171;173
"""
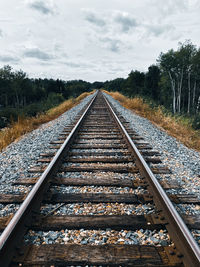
104;40;200;118
0;65;94;108
1;40;200;129
0;65;97;127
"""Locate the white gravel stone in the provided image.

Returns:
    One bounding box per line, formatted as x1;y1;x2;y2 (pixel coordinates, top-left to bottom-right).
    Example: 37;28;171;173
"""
24;229;170;246
51;185;146;194
40;203;155;216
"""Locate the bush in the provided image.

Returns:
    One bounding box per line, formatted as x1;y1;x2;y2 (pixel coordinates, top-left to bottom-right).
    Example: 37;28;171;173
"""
0;117;7;128
0;107;19;125
43;93;65;110
192;115;200;130
0;93;65;129
23;103;45;117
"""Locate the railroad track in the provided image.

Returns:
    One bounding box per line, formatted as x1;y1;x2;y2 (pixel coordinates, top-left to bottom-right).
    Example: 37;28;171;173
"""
0;90;200;266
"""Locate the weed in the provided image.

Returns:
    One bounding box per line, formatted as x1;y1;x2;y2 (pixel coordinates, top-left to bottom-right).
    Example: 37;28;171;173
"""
0;91;94;151
105;90;200;151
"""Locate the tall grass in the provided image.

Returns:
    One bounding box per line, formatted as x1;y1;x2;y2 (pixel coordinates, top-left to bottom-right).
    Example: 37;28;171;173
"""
0;91;94;151
105;91;200;151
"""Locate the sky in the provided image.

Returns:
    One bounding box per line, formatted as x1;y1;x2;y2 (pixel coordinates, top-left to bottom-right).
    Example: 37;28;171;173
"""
0;0;200;82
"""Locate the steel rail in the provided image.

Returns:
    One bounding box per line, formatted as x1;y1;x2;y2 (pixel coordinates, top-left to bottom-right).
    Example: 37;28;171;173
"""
0;91;98;267
103;92;200;267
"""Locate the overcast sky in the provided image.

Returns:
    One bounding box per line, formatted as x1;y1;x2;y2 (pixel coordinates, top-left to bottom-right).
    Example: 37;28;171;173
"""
0;0;200;82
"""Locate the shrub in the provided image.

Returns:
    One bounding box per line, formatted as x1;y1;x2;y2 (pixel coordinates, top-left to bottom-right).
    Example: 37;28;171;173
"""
0;91;94;150
192;115;200;130
105;90;200;151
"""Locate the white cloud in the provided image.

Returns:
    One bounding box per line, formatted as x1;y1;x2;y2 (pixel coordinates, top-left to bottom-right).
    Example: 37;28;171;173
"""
0;0;199;81
83;10;138;53
150;0;188;17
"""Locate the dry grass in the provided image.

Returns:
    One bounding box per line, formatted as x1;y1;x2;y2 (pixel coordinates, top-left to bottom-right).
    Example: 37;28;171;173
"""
0;91;94;151
105;90;200;151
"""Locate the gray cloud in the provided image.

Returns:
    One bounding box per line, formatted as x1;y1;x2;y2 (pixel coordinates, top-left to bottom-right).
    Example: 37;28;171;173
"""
61;60;93;69
146;24;174;37
100;37;121;52
0;54;20;63
114;13;138;32
84;10;106;27
0;1;198;82
28;1;54;15
63;62;80;68
23;48;54;61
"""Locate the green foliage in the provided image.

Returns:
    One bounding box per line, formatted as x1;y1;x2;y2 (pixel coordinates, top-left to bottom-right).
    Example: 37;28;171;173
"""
0;66;95;128
0;92;65;127
104;40;200;130
192;115;200;129
43;93;65;110
157;40;199;114
0;98;57;128
126;70;145;96
23;103;45;117
144;65;160;101
104;78;125;92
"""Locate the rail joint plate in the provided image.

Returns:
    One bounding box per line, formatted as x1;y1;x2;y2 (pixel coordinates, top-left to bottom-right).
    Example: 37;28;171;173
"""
164;245;184;265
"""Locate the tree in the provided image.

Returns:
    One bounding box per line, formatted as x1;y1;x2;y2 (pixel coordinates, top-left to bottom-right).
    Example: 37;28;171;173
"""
191;48;200;113
145;65;160;101
126;70;145;96
158;49;178;113
103;78;125;92
157;41;197;114
177;41;197;113
0;65;14;107
12;70;27;107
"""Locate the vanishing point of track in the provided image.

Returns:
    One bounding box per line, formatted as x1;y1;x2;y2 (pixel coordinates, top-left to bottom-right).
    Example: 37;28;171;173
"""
0;91;200;266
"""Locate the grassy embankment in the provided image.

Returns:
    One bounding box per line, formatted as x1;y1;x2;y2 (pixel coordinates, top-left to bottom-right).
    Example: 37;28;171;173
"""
105;90;200;151
0;91;94;151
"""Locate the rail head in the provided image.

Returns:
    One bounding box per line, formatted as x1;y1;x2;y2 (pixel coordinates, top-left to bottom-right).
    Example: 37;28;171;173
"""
0;91;98;267
103;92;200;267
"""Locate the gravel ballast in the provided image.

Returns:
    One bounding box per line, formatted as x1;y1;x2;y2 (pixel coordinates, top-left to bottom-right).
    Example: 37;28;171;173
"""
0;93;94;216
24;229;170;246
104;93;200;200
40;202;155;216
0;91;200;247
